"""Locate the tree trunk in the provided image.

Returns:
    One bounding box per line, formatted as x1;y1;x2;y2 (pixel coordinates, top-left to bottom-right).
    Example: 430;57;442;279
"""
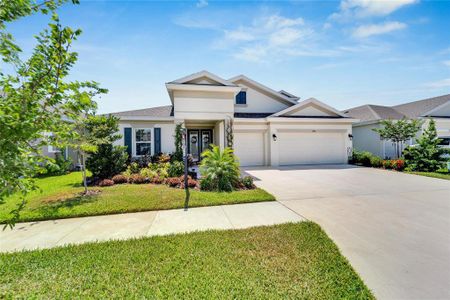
81;153;88;194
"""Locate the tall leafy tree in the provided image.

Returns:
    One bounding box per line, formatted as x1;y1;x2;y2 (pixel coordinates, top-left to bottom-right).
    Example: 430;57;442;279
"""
372;118;422;158
403;119;448;172
0;0;106;224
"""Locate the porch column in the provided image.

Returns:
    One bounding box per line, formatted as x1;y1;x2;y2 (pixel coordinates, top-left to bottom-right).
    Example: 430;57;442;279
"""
214;120;225;150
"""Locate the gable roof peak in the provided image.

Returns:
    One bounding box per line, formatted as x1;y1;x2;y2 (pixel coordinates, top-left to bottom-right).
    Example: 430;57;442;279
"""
168;70;236;86
271;97;348;118
228;74;299;105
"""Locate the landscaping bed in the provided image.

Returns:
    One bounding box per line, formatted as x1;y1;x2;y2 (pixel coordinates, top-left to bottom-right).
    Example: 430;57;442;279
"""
0;172;274;223
0;222;373;299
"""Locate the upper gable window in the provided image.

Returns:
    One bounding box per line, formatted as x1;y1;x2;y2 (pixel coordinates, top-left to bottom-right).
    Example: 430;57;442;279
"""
235;91;247;105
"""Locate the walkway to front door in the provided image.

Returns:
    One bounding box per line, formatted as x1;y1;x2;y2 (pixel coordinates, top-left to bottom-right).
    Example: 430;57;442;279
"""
188;129;212;161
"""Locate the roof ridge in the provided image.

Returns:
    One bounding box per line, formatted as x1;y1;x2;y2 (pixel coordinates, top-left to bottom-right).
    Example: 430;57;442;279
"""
393;93;450;108
106;105;172;115
366;105;381;120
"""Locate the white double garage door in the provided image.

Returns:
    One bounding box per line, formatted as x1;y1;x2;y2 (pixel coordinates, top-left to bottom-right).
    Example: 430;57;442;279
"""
234;130;347;166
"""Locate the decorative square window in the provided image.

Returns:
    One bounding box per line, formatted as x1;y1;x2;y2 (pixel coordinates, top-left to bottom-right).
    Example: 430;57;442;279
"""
235;91;247;105
135;129;152;156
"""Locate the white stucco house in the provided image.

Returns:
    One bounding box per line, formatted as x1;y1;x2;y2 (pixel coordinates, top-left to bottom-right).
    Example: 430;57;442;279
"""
344;94;450;158
110;71;356;167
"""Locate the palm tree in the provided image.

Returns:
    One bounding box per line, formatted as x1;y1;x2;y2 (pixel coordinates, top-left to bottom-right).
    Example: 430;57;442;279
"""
199;145;240;192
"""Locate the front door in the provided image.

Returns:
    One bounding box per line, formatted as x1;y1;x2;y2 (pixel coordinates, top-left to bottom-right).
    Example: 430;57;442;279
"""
188;129;212;161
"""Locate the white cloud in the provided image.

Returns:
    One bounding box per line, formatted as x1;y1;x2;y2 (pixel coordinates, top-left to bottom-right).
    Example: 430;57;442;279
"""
269;27;305;46
233;46;268;62
264;15;304;29
352;21;406;38
443;60;450;67
196;0;208;8
224;28;255;41
214;14;318;62
331;0;418;20
425;78;450;88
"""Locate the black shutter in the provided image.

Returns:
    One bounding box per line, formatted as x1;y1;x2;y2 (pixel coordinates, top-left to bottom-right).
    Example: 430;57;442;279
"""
154;127;161;155
124;127;132;158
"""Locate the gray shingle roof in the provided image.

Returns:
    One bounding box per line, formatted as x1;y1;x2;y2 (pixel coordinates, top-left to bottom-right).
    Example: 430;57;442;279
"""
393;94;450;118
344;94;450;122
108;105;174;117
342;105;402;122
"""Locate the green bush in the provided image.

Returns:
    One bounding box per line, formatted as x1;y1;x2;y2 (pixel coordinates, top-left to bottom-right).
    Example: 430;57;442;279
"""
352;150;380;167
199;146;240;192
403;119;447;172
139;168;158;181
168;161;184;177
43;153;73;176
199;177;213;191
369;156;383;168
241;176;255;189
86;144;128;179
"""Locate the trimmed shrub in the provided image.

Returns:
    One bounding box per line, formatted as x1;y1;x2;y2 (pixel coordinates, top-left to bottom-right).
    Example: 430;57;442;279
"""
128;162;140;174
129;174;147;184
199;177;213;191
241;176;255;189
139;168;158;181
158;153;171;163
112;174;128;184
352;150;383;168
382;160;393;169
180;178;198;189
86;144;128;179
392;159;405;171
130;154;152;168
168;161;184;177
166;177;181;188
151;176;164;184
98;179;114;187
369;156;383;168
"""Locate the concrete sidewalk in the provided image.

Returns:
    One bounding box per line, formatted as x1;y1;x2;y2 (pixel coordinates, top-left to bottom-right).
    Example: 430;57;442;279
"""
0;201;303;253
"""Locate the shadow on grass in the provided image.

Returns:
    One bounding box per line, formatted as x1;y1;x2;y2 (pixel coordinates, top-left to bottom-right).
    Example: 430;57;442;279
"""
33;192;100;219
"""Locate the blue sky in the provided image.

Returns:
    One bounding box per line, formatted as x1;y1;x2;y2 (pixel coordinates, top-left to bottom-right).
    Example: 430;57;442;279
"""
6;0;450;113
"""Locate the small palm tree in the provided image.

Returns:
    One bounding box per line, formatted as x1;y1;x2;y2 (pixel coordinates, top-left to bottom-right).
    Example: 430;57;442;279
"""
199;145;240;192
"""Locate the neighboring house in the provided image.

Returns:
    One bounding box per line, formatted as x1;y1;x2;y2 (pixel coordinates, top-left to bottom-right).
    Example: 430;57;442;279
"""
41;132;79;168
344;94;450;158
110;71;356;167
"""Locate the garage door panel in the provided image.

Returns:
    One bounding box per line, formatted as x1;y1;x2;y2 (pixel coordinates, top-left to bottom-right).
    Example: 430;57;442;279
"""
278;131;345;165
234;132;265;166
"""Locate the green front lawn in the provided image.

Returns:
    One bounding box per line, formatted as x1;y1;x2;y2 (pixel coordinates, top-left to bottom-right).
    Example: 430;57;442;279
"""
406;171;450;180
0;172;274;223
0;222;373;299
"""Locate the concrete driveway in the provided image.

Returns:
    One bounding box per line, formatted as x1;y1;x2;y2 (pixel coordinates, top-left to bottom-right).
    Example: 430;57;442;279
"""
243;165;450;300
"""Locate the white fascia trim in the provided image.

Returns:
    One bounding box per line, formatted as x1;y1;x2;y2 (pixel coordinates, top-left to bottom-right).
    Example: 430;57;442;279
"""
271;97;348;118
233;118;269;124
166;83;241;93
118;116;175;121
421;100;450;117
266;117;358;124
228;75;298;105
169;70;236;86
352;120;381;127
